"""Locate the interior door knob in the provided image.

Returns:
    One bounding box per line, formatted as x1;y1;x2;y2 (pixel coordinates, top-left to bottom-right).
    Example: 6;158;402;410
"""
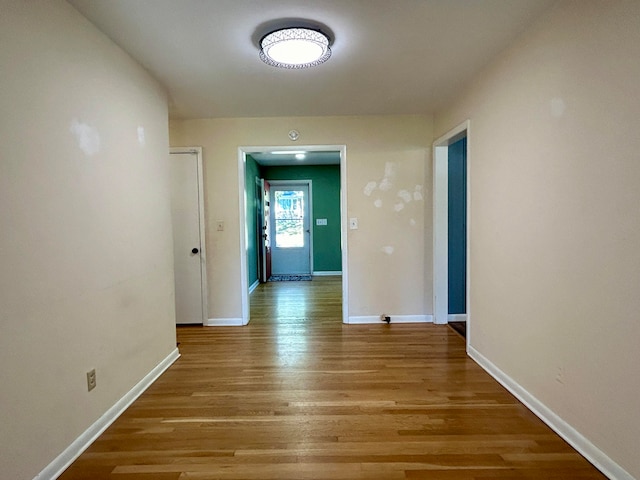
191;248;199;254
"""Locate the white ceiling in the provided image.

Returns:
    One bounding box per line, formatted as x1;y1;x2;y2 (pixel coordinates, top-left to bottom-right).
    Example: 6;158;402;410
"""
67;0;555;120
250;150;340;167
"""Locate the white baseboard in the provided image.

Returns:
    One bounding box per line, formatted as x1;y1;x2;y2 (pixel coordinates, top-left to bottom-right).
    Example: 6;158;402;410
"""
468;345;634;480
347;314;433;324
248;279;260;294
205;317;244;326
448;314;467;322
312;271;342;276
34;348;180;480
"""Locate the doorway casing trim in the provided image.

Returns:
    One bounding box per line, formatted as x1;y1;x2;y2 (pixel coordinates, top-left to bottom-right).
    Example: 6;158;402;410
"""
238;145;348;325
432;121;470;342
170;146;208;326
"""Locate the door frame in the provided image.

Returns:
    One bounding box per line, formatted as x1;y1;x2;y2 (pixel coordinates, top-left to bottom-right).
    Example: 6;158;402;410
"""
432;121;470;335
268;179;313;275
169;146;208;325
238;145;348;325
255;178;269;284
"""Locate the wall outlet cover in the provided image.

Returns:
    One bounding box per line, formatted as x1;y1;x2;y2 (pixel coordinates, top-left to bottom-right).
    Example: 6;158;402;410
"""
87;369;96;391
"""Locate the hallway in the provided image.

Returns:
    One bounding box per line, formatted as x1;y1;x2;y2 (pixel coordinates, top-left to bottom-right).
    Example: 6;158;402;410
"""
59;277;605;479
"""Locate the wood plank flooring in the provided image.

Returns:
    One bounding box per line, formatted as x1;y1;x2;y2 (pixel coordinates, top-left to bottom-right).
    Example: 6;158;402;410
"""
59;276;606;479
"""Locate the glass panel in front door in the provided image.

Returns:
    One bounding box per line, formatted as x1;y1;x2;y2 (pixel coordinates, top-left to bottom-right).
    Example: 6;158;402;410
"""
274;190;305;248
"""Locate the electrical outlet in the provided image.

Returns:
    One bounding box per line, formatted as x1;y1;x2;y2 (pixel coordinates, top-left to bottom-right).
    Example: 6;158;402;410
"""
87;369;96;392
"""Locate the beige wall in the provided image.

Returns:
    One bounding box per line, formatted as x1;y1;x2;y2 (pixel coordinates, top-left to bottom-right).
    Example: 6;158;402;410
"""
435;1;640;477
170;115;433;321
8;0;636;477
0;2;176;478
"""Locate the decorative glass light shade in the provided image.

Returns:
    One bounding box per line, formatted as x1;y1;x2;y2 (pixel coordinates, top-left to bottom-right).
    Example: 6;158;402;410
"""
259;27;331;69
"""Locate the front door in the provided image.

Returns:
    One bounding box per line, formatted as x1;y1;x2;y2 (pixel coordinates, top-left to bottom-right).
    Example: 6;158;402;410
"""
270;183;311;275
169;150;206;324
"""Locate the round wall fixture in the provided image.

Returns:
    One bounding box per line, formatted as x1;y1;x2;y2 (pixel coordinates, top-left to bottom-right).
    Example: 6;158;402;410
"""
288;130;300;141
259;27;331;69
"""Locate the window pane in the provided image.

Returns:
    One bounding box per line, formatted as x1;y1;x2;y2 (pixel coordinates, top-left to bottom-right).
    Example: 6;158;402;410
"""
274;190;304;248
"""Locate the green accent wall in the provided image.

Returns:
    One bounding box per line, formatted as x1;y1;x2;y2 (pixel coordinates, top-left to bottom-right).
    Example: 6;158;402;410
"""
245;155;261;285
448;137;467;314
262;165;342;273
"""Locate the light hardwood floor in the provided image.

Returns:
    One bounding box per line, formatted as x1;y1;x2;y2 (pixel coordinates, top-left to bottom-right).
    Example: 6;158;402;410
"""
59;276;606;479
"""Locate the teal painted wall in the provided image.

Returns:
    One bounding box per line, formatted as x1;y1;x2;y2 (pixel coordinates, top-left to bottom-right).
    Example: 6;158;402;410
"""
448;137;467;314
245;155;262;286
262;165;341;273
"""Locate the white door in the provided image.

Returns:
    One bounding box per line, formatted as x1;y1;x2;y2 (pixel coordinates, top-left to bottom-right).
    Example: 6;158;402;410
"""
260;179;272;282
270;183;311;275
169;150;206;324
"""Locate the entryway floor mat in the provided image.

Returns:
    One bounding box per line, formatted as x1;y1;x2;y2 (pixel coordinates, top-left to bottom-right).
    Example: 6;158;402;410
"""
268;274;312;282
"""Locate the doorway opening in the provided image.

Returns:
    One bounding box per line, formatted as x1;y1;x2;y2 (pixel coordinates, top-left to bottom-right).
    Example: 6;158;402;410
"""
238;145;348;325
268;180;312;277
433;121;470;343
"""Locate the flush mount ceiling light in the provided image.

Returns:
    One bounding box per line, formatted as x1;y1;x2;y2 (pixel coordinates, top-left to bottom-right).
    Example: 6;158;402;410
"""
259;27;331;69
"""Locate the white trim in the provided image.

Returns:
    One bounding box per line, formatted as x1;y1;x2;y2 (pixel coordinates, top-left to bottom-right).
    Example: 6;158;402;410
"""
339;146;348;325
238;145;348;326
433;141;449;325
248;279;260;294
33;348;180;480
432;121;471;349
447;314;467;323
238;149;250;326
468;346;634;480
312;271;342;276
259;178;269;283
205;317;245;327
347;315;433;325
170;147;208;325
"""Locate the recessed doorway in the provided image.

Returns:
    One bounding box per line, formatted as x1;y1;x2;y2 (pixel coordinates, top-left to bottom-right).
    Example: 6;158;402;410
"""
238;145;348;325
433;121;470;343
269;181;312;276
